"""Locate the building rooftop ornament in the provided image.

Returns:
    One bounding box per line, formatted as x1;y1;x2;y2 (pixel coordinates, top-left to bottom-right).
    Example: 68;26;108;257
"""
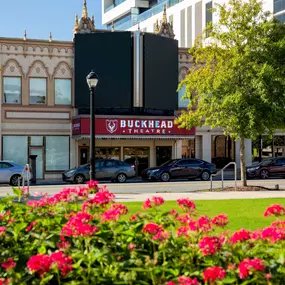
23;30;27;41
73;0;96;36
49;32;52;42
154;19;160;33
155;4;175;39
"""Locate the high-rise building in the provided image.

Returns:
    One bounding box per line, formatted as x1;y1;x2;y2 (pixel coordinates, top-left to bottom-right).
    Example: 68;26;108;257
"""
102;0;279;47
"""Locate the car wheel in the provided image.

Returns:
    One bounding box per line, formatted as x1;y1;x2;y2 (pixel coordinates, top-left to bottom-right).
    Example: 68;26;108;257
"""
117;173;127;183
74;174;85;184
10;175;22;186
160;172;170;182
201;171;210;181
260;169;269;179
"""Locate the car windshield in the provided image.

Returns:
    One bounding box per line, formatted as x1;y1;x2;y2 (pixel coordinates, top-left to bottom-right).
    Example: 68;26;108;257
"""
260;159;273;166
160;160;178;167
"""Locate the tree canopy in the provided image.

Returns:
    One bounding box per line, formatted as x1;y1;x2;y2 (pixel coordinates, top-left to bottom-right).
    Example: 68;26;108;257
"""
177;0;285;185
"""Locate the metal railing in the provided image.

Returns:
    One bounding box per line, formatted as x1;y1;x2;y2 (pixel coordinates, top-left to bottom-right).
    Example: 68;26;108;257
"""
210;162;237;191
18;164;31;195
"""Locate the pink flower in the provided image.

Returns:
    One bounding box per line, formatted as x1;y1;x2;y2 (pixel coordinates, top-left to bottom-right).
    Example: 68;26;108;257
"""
251;229;262;240
0;226;6;236
152;196;164;206
176;213;192;224
212;214;228;228
177;198;196;212
178;276;200;285
50;251;73;276
152;231;169;241
238;258;265;279
82;190;115;211
101;204;128;222
271;220;285;229
57;240;71;251
61;212;98;237
1;258;16;271
177;226;189;237
197;216;212;232
27;254;52;277
0;279;8;285
169;209;179;217
198;236;221;255
129;244;136;252
261;226;285;243
130;215;137;221
264;204;285;217
26;221;37;232
110;204;128;215
166;282;176;285
142;223;163;235
203;266;226;283
86;180;98;189
230;229;251;244
142;198;152;210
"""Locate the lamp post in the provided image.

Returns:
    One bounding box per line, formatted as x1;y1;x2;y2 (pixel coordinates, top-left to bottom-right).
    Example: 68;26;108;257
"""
86;70;99;181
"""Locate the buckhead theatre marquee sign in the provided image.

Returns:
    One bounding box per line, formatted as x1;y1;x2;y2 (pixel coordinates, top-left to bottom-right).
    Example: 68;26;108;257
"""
72;117;195;136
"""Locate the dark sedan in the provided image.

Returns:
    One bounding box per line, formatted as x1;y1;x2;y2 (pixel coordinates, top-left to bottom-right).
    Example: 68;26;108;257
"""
63;159;136;184
246;157;285;179
141;158;217;182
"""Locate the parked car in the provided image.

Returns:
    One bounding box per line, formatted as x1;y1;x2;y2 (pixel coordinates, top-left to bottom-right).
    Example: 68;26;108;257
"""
246;157;285;179
141;158;217;182
0;161;30;186
212;157;233;169
62;159;136;184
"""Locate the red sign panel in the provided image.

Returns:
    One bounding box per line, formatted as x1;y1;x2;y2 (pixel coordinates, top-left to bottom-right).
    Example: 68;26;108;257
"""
72;117;195;136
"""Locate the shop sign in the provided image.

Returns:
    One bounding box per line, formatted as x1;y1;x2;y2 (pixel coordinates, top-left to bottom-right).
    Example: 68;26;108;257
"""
72;118;195;136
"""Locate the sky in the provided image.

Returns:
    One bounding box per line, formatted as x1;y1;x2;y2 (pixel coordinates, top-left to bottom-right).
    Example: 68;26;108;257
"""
0;0;102;41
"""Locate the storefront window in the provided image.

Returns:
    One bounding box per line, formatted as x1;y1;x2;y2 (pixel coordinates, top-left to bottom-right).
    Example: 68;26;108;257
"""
3;136;28;166
55;79;71;105
252;136;273;162
178;86;189;108
95;147;120;160
30;136;43;146
30;78;46;104
45;136;69;171
3;77;22;104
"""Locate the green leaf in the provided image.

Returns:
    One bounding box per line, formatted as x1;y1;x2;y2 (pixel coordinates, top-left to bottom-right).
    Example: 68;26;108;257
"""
38;244;47;254
40;274;54;285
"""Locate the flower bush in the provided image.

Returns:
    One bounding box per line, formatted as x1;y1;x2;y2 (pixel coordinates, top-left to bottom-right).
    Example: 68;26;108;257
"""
0;184;285;284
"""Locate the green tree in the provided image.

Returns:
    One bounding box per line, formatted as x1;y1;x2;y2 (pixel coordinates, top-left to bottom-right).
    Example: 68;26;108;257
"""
177;0;285;186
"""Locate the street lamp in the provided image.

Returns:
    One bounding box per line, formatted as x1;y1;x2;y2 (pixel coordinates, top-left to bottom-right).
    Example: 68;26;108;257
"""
86;70;99;181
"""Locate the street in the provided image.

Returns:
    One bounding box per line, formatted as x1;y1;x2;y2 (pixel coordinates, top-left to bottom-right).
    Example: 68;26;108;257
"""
1;179;285;201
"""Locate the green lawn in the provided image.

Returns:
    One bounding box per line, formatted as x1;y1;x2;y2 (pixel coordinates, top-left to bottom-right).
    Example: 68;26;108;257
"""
123;198;285;231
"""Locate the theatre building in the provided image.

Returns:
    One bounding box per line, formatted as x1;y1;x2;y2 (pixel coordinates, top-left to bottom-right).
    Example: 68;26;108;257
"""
0;2;252;181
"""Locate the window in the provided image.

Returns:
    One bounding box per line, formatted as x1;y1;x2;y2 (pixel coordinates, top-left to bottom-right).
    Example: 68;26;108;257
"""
275;12;285;22
274;158;285;166
205;1;213;38
55;79;72;105
3;136;28;166
274;0;285;14
30;136;43;146
30;78;46;104
0;162;13;169
105;160;116;167
178;86;189;108
3;77;21;104
176;160;188;166
45;136;69;171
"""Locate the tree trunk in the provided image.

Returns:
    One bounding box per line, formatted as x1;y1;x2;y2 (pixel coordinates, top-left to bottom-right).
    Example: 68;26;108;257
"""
240;137;247;187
